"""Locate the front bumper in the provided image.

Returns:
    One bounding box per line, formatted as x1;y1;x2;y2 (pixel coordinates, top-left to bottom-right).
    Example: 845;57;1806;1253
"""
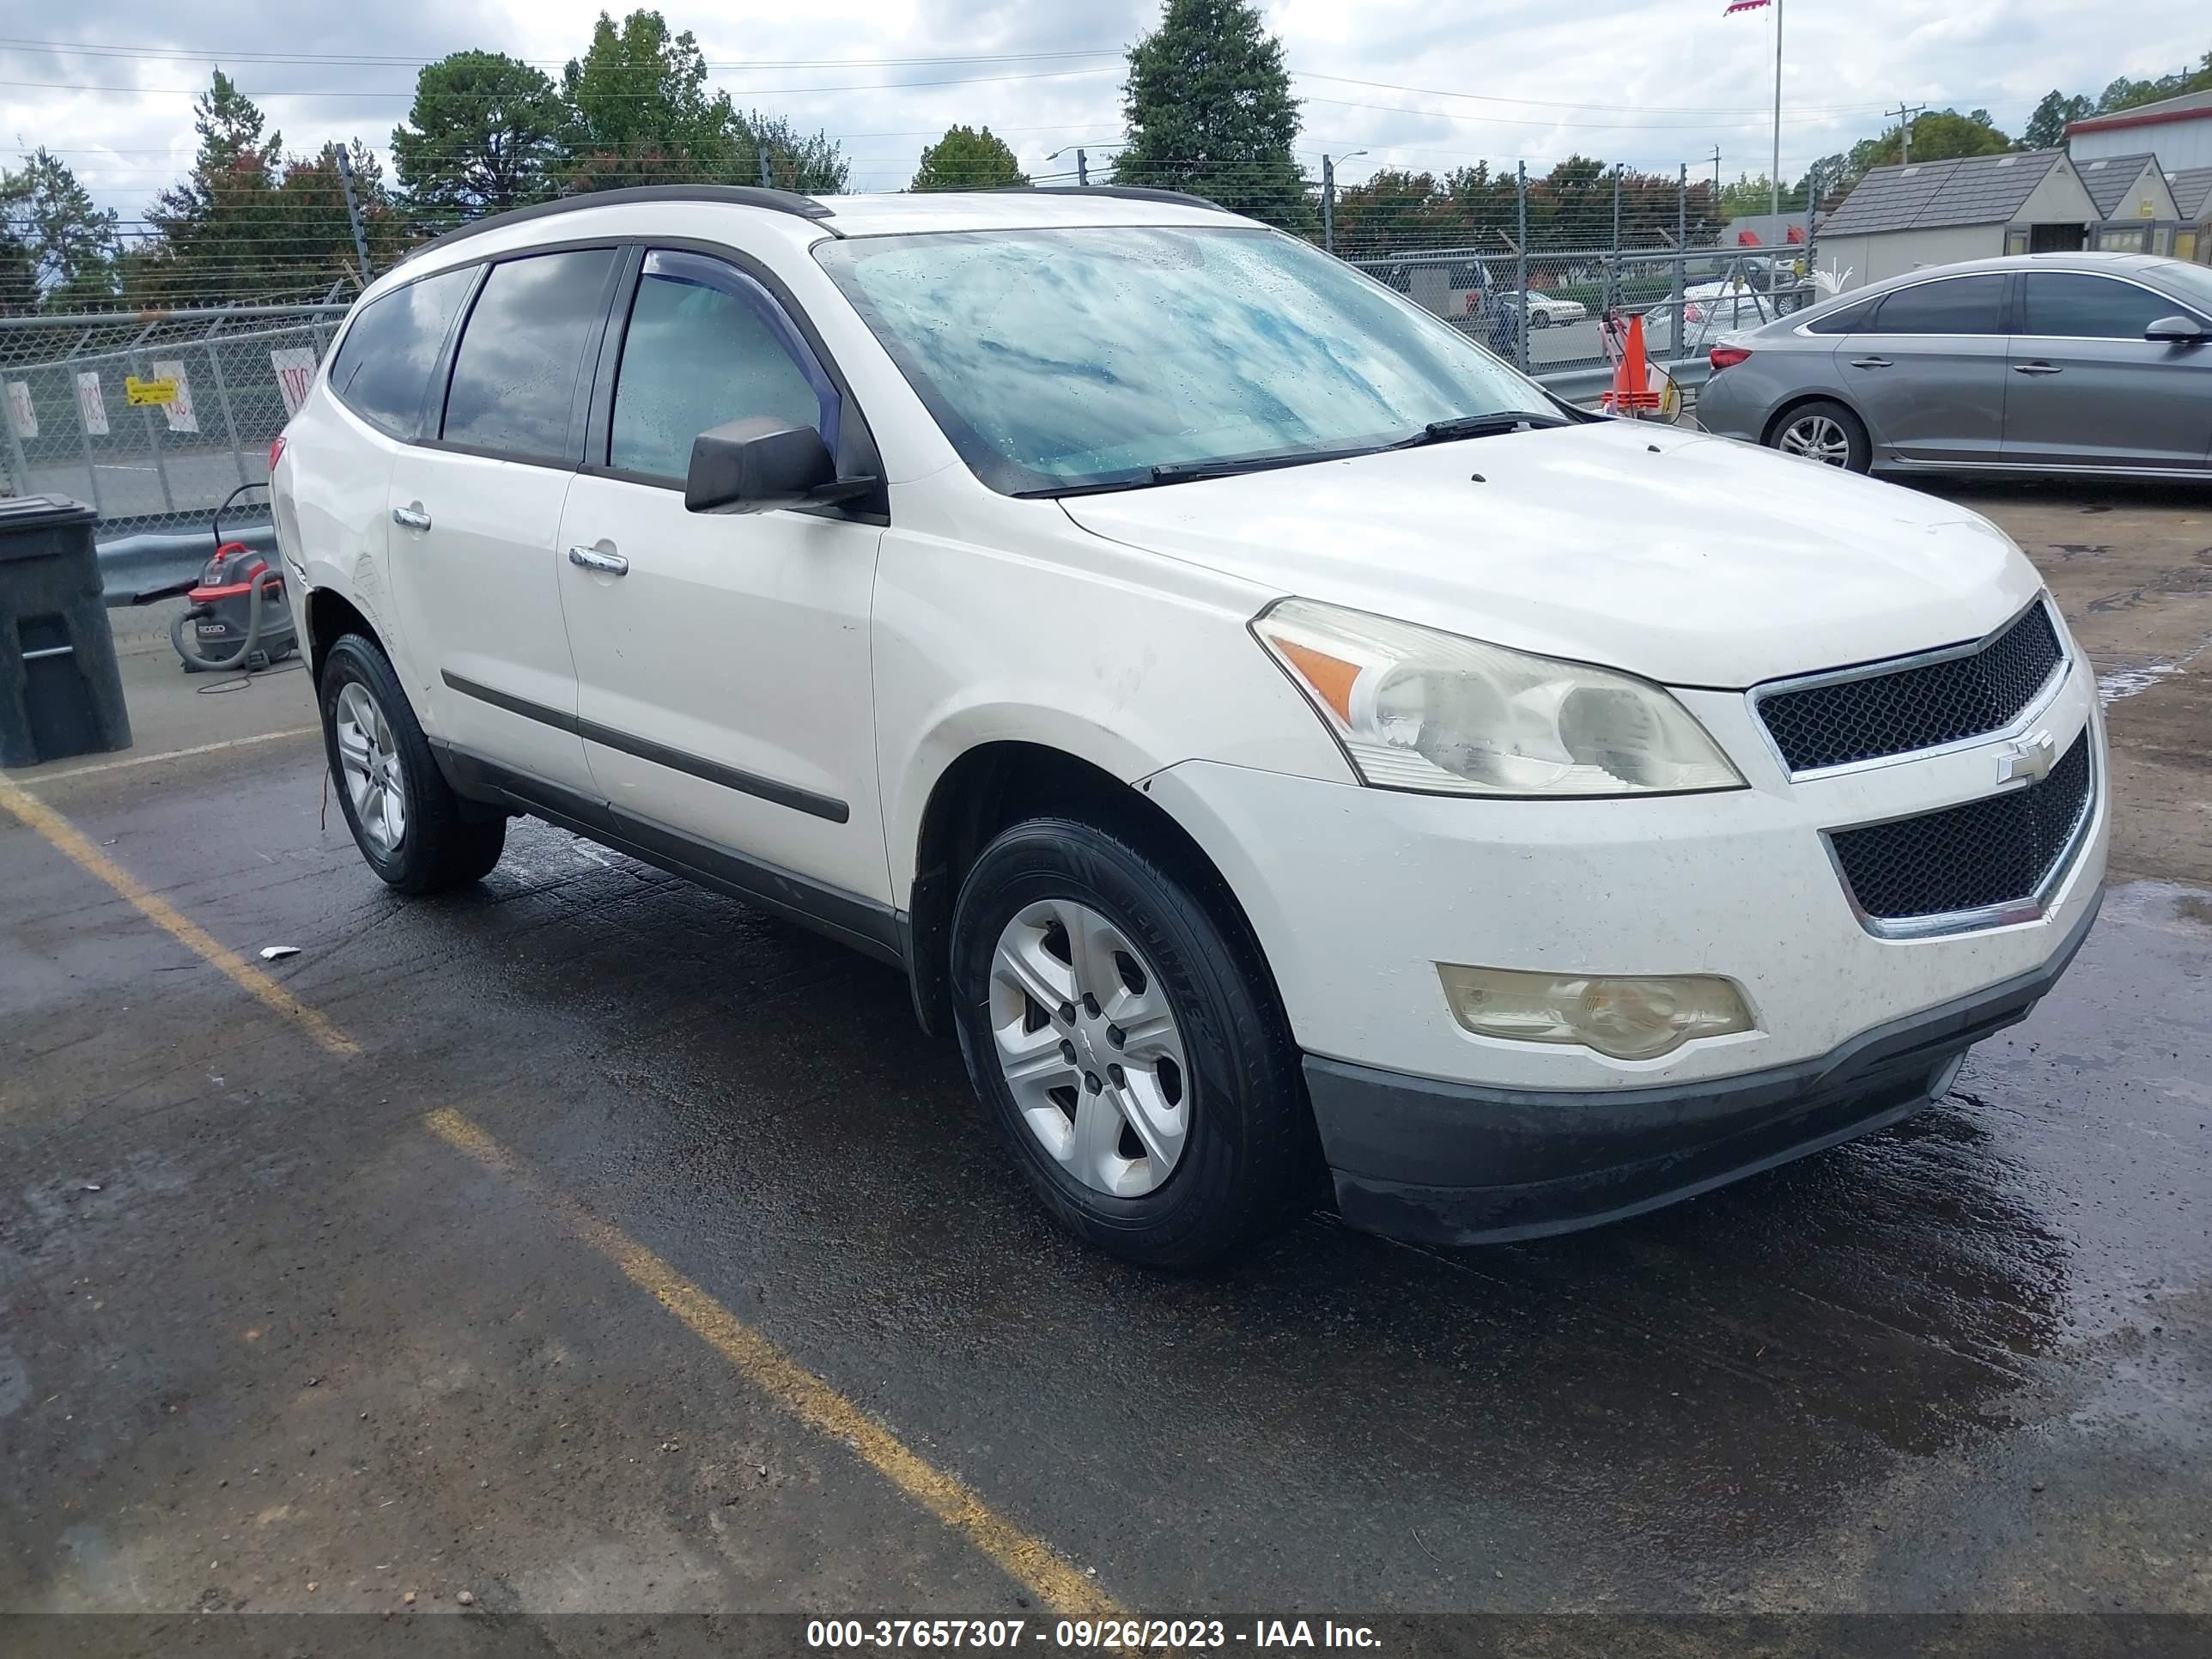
1304;886;2100;1244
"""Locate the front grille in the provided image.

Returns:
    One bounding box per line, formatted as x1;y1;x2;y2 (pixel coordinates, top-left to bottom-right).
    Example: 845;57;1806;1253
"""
1759;602;2064;773
1828;732;2093;923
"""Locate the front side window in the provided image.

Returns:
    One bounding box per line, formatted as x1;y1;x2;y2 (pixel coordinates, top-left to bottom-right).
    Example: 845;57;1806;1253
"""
1869;275;2007;335
326;266;474;438
2020;271;2193;337
609;251;837;481
442;247;618;462
814;225;1547;494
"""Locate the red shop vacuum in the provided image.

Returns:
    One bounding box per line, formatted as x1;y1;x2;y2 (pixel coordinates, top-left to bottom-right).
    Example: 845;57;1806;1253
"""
169;483;298;673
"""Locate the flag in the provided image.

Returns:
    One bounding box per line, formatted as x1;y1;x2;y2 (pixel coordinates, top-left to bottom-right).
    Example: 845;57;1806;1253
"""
1723;0;1771;12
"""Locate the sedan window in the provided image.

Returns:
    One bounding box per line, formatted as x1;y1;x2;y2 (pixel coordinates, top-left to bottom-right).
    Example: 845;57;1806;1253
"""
1868;275;2008;335
2020;272;2197;338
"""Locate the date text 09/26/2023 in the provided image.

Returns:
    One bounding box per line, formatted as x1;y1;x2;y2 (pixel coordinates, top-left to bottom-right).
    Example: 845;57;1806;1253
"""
805;1619;1383;1649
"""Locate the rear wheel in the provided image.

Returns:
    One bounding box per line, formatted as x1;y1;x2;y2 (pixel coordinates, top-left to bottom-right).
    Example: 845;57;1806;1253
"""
1769;398;1871;472
949;817;1310;1268
319;634;505;894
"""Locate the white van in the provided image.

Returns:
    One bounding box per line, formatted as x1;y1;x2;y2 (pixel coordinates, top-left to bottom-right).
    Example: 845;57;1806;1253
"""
274;186;2106;1266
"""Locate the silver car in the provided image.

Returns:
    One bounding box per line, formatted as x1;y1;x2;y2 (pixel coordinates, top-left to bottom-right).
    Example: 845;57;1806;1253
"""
1697;252;2212;478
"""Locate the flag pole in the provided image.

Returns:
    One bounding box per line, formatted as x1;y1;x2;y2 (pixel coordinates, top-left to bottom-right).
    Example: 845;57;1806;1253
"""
1771;0;1784;216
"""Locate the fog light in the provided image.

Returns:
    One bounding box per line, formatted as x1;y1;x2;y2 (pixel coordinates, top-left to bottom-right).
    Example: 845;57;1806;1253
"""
1437;964;1753;1061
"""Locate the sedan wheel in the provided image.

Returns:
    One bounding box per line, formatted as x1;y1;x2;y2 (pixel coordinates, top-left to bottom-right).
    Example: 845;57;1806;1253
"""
988;897;1189;1199
1777;411;1853;467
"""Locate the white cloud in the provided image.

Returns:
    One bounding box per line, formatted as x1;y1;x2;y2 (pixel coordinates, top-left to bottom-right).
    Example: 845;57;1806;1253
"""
3;0;2203;221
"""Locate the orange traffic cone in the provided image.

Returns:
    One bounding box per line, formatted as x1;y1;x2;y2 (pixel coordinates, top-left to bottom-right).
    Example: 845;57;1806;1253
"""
1605;313;1662;416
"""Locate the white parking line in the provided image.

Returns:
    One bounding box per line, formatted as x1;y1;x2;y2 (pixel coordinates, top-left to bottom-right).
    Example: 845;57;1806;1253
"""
4;726;319;786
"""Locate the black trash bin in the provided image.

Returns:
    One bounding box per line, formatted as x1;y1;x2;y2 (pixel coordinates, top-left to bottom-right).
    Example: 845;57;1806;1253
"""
0;495;132;769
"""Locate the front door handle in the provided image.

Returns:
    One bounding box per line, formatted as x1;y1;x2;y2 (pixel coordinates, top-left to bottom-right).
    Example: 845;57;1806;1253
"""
1848;356;1893;369
2012;362;2063;376
568;544;629;576
391;503;432;532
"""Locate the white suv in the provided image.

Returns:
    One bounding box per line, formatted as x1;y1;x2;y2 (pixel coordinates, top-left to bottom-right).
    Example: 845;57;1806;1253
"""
273;185;2108;1267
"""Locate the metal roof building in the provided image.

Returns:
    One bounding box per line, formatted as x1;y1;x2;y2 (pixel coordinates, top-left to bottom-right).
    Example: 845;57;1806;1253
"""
1816;150;2100;288
2068;89;2212;171
2073;152;2180;222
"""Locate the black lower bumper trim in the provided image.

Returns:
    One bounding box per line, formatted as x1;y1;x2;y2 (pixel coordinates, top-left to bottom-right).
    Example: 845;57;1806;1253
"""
1309;886;2102;1246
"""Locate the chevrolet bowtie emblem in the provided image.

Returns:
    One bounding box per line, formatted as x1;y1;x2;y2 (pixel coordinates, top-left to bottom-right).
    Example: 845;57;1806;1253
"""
1996;728;2057;785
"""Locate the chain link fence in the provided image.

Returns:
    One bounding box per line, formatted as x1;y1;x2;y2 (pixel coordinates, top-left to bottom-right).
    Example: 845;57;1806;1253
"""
1357;243;1819;386
0;300;351;540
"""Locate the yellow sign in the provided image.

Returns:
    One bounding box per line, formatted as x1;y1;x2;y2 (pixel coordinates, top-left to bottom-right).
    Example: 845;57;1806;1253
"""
2137;198;2156;219
125;374;179;406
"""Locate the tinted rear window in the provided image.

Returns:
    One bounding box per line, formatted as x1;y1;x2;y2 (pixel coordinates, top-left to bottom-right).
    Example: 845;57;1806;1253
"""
1802;297;1876;335
441;248;618;462
1869;275;2007;335
326;267;474;438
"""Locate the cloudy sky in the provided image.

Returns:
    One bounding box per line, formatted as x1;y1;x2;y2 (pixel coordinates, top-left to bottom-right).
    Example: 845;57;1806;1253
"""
3;0;2204;230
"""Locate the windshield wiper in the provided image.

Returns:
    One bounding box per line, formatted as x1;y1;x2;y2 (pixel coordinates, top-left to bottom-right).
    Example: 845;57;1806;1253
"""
1394;410;1572;448
1146;450;1345;484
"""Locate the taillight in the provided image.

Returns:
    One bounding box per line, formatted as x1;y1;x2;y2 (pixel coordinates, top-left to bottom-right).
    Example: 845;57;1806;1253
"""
1709;345;1752;372
269;434;287;471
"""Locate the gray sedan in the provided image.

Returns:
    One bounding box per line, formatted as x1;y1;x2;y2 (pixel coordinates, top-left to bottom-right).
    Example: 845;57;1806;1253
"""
1697;252;2212;477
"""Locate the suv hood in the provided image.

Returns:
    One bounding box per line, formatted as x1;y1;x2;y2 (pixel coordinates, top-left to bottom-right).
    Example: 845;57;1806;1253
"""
1060;421;2042;687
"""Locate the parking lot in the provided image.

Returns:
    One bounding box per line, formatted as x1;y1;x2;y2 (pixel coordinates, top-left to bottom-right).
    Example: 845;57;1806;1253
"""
3;477;2208;1650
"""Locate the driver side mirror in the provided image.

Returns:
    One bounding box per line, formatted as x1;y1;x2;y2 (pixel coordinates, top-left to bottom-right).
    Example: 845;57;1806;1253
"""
684;416;875;514
2144;314;2210;344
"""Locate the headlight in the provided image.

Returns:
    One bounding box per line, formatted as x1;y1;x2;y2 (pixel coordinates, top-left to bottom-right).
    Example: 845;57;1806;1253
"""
1253;599;1743;797
1437;964;1753;1060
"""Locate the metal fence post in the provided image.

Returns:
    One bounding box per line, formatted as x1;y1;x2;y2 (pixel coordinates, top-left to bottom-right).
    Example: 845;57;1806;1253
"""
1515;162;1530;374
1675;164;1688;355
758;145;773;190
204;311;249;488
1322;155;1335;254
1075;149;1088;187
131;347;177;514
335;146;373;286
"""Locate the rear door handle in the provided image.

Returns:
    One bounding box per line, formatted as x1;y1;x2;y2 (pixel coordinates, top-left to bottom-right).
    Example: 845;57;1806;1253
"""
2012;362;2063;376
391;504;431;531
1848;356;1893;369
568;544;629;576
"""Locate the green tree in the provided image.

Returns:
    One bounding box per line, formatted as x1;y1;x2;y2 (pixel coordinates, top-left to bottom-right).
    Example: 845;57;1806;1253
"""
135;70;287;304
560;9;741;189
279;140;407;284
740;112;849;193
392;51;565;220
2022;90;2094;149
1849;107;2013;174
910;125;1027;191
1114;0;1312;233
0;149;120;309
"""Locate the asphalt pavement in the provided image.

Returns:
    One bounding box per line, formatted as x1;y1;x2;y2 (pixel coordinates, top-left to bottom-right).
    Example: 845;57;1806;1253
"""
2;481;2207;1657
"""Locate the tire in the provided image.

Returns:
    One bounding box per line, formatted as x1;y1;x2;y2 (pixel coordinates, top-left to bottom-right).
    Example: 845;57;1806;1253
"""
318;634;505;894
1532;311;1552;328
1767;398;1872;473
949;817;1312;1268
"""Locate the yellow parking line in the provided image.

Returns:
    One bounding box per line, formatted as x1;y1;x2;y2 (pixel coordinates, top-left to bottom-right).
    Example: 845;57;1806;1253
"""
426;1108;1133;1625
0;774;360;1058
0;771;1125;1618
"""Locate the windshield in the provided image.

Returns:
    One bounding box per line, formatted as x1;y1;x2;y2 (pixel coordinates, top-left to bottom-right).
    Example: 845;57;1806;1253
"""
814;225;1551;494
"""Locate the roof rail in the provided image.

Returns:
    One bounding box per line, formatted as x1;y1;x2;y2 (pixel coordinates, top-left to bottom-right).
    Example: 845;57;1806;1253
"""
1011;185;1227;212
401;185;840;263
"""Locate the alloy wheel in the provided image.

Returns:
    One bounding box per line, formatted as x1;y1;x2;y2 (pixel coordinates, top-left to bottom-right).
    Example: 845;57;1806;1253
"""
334;680;408;855
988;898;1190;1199
1778;413;1852;466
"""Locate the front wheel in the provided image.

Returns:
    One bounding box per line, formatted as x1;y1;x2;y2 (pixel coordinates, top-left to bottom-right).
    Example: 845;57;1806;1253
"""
949;817;1312;1268
319;634;505;894
1768;398;1872;473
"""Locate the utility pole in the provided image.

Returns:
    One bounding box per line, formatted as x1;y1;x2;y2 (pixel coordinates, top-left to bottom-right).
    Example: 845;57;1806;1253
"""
333;145;372;286
1770;0;1784;216
1888;102;1926;164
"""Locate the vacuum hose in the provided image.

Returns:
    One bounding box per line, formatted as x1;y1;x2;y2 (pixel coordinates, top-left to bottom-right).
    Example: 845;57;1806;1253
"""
171;568;280;672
